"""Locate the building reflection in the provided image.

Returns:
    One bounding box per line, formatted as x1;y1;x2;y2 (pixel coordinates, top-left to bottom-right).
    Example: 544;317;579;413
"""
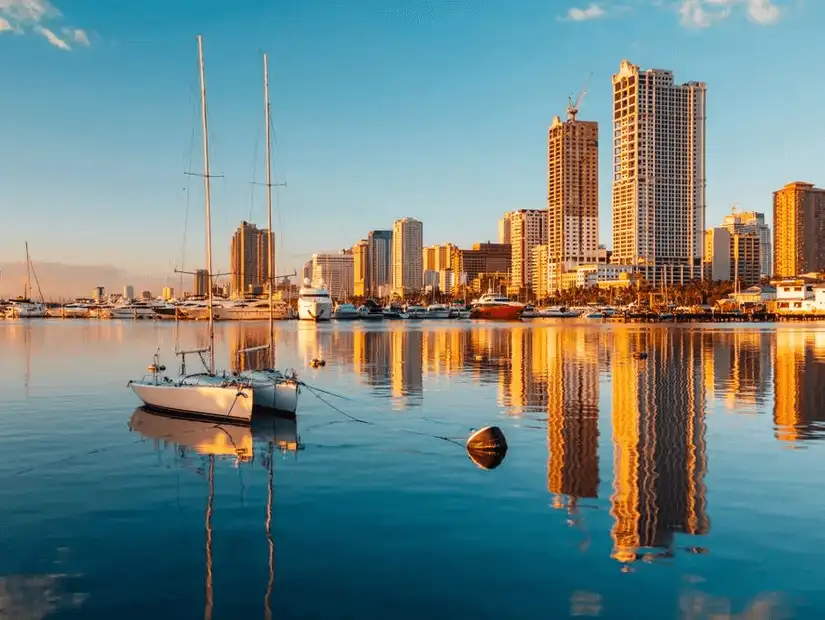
610;329;710;563
702;331;772;411
773;330;825;441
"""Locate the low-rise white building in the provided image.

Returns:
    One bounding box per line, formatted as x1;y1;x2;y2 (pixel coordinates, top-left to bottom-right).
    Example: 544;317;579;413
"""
771;278;825;314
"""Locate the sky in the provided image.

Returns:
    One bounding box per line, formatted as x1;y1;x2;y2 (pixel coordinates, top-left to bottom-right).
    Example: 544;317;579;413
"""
1;0;822;285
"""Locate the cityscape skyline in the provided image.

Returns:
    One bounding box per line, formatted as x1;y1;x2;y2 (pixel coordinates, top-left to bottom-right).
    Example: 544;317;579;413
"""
1;0;821;282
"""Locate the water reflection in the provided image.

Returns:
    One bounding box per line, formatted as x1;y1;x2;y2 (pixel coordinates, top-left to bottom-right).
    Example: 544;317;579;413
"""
773;330;825;441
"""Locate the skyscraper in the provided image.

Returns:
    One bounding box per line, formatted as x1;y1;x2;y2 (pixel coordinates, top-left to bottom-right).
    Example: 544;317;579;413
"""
507;209;547;295
193;269;209;297
367;230;393;297
722;210;772;278
498;213;512;245
773;182;825;277
547;113;599;292
230;221;274;297
611;60;707;286
391;218;423;295
312;252;354;300
352;239;369;297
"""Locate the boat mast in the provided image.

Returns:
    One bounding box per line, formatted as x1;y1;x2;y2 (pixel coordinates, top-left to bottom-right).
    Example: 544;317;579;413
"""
24;242;31;299
264;52;274;369
197;35;215;375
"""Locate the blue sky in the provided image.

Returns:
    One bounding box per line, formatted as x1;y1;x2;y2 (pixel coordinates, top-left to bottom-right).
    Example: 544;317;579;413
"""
0;0;821;278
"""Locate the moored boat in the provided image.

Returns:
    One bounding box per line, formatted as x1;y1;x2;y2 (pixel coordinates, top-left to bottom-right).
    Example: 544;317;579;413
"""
470;293;523;321
424;303;451;319
333;303;361;320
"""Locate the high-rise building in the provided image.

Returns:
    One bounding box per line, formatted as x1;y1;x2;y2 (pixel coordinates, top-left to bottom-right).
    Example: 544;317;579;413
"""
773;182;825;277
423;243;458;273
722;210;772;278
123;285;134;300
193;269;209;297
391;218;423;295
302;260;313;282
312;252;354;300
352;239;369;297
547;114;599;292
507;209;547;294
498;213;512;245
162;286;174;301
611;60;707;286
531;245;549;300
367;230;393;297
230;221;274;297
704;228;761;288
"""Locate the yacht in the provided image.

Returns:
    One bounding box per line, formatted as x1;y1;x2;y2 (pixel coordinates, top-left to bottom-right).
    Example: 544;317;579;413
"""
6;299;47;318
333;303;361;320
104;300;158;319
383;303;407;320
521;304;537;318
539;306;582;318
405;305;426;319
424;303;451;319
470;293;523;321
360;299;385;320
297;279;333;321
49;301;94;318
221;299;292;321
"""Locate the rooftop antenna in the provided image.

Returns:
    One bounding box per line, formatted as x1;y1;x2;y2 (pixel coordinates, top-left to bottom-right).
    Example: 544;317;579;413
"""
566;71;593;121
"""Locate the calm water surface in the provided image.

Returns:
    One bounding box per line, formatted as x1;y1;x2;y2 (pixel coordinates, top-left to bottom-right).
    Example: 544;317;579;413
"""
1;319;825;619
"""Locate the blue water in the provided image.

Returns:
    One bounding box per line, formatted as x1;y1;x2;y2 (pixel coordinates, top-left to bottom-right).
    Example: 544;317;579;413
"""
1;319;824;619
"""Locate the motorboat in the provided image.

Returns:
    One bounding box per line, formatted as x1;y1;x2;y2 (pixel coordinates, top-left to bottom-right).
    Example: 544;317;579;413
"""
405;305;426;319
383;303;407;320
469;293;523;321
539;306;582;318
298;279;333;321
360;299;385;320
586;307;618;319
221;299;292;321
333;303;361;320
424;304;451;319
521;304;537;318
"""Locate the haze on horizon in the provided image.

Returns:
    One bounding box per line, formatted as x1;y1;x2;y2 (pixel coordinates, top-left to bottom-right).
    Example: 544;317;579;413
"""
1;0;822;279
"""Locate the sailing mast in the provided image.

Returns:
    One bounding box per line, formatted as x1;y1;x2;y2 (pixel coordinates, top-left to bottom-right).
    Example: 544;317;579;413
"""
197;35;216;375
264;52;274;370
24;242;31;300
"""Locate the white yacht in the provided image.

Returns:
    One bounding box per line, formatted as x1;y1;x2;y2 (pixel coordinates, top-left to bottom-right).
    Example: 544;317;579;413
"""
220;299;292;321
104;300;157;319
6;300;47;318
49;301;94;318
405;305;426;319
298;279;333;321
424;303;451;319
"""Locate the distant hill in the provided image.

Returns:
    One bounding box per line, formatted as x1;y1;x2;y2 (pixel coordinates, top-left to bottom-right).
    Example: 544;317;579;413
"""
0;262;179;301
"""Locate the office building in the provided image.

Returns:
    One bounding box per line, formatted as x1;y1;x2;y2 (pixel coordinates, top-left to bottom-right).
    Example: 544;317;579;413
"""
230;221;274;297
162;286;174;301
123;285;134;300
391;218;423;295
611;60;707;286
312;252;354;300
367;230;393;297
722;210;772;278
452;242;511;290
531;245;549;300
547;113;599;292
773;182;825;277
507;209;547;295
352;239;369;297
193;269;209;297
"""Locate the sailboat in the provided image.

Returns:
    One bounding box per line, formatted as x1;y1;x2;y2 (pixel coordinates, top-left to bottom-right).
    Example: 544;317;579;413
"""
234;51;300;416
128;407;301;619
128;35;256;423
6;242;46;318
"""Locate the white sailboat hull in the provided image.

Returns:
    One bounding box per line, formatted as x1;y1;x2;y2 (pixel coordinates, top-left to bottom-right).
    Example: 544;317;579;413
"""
107;307;157;319
129;379;254;423
239;370;299;415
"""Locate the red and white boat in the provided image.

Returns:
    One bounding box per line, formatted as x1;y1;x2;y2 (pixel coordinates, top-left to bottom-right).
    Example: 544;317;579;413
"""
470;293;524;321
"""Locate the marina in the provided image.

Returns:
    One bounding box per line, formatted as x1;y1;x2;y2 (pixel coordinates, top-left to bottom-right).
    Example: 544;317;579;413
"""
2;319;825;618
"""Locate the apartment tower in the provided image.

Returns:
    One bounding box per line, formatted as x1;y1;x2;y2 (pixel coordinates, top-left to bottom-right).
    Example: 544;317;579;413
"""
507;209;547;296
312;251;354;300
722;210;772;278
367;230;393;297
230;221;275;297
547;111;599;292
498;213;512;245
612;60;707;286
773;182;825;277
391;218;423;296
352;239;370;297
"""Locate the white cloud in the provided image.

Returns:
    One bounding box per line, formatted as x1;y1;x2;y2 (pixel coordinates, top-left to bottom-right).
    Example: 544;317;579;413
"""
0;0;89;48
677;0;782;28
568;3;607;20
63;26;89;46
35;24;68;49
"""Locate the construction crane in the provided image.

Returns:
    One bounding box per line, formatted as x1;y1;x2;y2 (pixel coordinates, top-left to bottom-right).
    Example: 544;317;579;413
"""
566;71;593;121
